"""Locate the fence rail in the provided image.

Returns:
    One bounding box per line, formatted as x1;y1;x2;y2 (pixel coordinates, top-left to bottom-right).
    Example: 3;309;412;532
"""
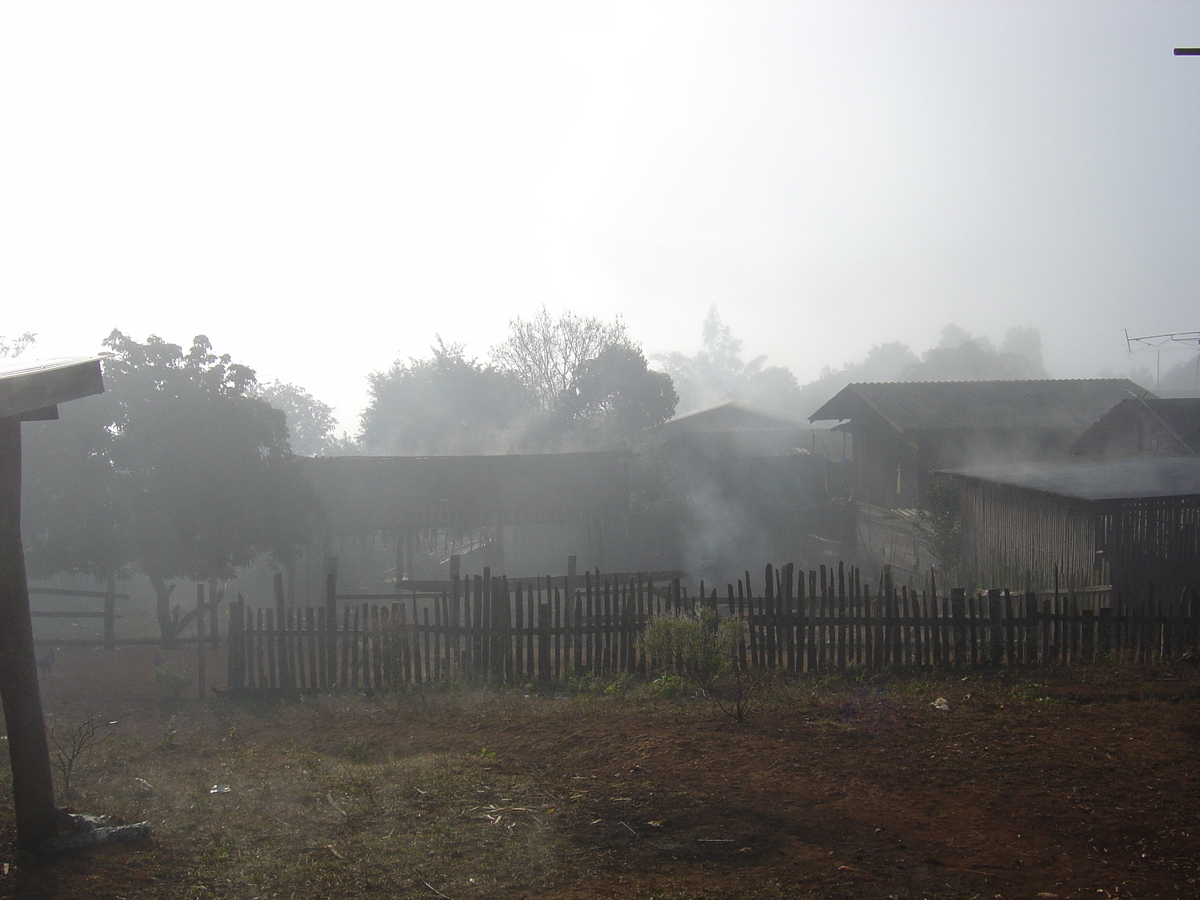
226;563;1200;693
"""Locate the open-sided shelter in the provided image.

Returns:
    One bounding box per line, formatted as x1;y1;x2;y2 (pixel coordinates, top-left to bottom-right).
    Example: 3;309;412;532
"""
298;451;633;591
0;357;104;848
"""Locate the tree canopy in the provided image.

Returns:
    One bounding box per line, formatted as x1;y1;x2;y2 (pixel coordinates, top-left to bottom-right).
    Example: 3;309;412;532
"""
359;339;530;455
256;379;355;456
656;308;804;416
490;307;632;415
21;331;319;639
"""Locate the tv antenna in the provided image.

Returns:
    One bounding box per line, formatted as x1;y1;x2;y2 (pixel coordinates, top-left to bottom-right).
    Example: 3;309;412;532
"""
1125;330;1200;391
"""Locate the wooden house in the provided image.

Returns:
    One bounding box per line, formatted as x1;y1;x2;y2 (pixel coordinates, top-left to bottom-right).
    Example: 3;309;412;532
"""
941;456;1200;601
1071;397;1200;460
808;379;1147;510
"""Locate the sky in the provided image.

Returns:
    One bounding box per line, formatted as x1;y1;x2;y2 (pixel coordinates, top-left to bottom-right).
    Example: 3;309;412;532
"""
3;1;1199;429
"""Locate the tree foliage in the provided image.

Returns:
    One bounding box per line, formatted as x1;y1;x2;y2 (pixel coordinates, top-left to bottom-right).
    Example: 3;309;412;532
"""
359;339;529;455
22;331;319;640
491;307;632;415
0;332;35;358
656;308;804;416
565;345;678;444
255;379;352;456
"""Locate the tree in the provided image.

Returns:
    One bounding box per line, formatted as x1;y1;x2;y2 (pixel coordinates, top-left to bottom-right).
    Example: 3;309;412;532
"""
359;339;529;455
491;307;632;415
255;379;351;456
900;324;1048;381
655;308;804;416
22;331;319;641
0;332;35;358
565;345;678;445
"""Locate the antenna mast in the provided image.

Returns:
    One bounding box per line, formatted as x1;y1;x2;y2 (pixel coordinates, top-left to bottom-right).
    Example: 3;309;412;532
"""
1125;330;1200;391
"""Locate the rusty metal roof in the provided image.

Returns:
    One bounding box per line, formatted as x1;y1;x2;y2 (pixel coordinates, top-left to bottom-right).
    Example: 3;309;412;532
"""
941;456;1200;502
0;357;104;420
809;379;1148;433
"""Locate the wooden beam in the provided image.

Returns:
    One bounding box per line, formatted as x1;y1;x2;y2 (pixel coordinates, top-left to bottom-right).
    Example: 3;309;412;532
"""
0;417;60;849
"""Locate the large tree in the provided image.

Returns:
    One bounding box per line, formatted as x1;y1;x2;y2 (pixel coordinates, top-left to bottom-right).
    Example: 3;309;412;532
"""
656;308;804;416
491;307;633;415
255;379;355;456
22;331;318;641
565;345;678;445
359;339;530;455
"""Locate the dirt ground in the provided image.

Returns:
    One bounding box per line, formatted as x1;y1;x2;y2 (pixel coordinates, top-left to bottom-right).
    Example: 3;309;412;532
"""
0;645;1198;899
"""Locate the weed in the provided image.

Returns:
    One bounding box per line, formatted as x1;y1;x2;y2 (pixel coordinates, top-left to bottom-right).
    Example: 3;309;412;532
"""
48;713;108;800
160;715;179;750
152;664;191;700
345;741;370;763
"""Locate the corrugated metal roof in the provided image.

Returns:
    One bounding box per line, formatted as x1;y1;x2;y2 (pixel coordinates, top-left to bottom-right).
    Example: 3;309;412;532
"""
1072;397;1200;455
0;357;104;419
941;456;1200;502
809;379;1148;432
656;398;803;436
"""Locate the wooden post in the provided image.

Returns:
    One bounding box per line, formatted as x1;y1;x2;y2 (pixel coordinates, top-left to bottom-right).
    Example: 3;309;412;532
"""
987;589;1002;666
104;572;116;650
0;418;60;848
537;601;551;683
228;595;245;691
325;558;338;689
951;588;967;667
196;583;206;699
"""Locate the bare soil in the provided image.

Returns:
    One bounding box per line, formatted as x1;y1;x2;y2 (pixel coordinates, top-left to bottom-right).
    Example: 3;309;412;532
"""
0;645;1197;899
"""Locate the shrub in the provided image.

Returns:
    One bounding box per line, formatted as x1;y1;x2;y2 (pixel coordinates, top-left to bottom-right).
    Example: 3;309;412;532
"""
152;664;191;700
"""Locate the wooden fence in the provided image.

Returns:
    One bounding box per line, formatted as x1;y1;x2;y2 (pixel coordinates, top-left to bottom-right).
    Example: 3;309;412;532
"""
226;563;1200;693
29;582;126;649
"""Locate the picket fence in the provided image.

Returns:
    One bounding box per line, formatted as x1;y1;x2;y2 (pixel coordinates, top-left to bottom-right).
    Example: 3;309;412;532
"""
225;563;1200;693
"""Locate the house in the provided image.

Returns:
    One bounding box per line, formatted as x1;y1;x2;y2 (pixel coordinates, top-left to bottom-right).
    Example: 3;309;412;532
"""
939;456;1200;602
806;379;1149;580
808;379;1148;510
1071;397;1200;460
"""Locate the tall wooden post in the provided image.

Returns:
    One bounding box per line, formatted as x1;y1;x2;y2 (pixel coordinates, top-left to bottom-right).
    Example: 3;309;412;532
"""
0;418;60;848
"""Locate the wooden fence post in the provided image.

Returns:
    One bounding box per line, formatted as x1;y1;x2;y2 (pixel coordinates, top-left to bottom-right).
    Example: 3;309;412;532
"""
104;572;116;651
537;601;551;684
951;589;967;667
196;583;206;700
325;558;338;690
228;595;245;691
987;589;1002;665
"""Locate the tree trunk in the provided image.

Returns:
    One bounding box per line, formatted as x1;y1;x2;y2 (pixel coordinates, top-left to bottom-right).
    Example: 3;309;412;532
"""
0;418;61;849
150;573;177;644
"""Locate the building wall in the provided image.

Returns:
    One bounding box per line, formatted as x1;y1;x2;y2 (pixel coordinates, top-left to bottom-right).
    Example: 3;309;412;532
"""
958;480;1102;590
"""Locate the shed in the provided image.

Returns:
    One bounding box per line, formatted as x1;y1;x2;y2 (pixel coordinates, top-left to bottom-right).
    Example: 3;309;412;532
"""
0;357;104;848
1071;397;1200;459
940;456;1200;601
809;379;1147;509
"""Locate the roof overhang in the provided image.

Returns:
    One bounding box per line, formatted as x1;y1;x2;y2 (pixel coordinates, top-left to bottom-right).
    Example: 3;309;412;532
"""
0;357;105;421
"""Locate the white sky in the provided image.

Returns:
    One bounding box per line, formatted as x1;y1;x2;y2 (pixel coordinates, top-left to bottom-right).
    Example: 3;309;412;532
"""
3;1;1199;429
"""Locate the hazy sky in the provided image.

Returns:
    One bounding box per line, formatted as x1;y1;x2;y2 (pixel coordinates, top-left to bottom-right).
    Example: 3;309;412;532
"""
3;1;1199;428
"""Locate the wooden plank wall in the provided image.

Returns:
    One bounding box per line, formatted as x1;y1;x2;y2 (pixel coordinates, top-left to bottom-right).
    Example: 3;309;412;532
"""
227;563;1200;693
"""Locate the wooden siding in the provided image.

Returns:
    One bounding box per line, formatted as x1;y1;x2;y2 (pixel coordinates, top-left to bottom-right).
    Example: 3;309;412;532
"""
958;480;1103;590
